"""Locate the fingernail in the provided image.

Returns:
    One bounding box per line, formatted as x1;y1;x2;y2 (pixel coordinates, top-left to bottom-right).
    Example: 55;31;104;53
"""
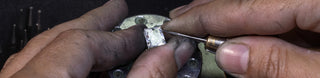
216;43;249;74
167;37;196;69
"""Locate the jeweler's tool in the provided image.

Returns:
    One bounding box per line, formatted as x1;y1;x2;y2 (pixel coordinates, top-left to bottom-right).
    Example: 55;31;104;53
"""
163;30;226;51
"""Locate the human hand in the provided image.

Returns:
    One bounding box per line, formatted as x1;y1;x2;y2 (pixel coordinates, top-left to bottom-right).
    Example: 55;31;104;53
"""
0;0;145;77
0;0;197;78
163;0;320;77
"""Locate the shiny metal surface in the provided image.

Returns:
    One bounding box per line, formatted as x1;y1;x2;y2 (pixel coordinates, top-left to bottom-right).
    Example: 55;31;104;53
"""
118;14;169;48
119;14;170;29
112;69;125;78
206;36;225;51
144;26;166;48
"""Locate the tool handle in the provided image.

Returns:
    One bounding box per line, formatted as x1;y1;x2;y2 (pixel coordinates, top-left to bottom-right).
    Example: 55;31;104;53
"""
205;36;226;51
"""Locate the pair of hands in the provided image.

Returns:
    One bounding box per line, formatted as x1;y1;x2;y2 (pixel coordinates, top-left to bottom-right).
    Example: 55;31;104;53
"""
1;0;320;78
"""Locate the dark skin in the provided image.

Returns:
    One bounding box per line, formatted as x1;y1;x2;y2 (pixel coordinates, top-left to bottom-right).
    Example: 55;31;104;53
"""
0;0;195;78
164;0;320;77
2;0;320;78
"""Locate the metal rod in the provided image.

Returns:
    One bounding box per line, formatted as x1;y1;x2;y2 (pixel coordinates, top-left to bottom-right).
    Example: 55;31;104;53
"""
163;30;207;42
28;6;33;27
36;10;41;33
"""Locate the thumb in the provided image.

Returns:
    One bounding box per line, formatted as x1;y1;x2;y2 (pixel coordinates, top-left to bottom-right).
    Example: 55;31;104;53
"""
215;36;320;78
128;37;196;78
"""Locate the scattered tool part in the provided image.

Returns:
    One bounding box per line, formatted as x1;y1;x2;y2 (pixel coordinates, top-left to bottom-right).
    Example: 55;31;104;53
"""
36;10;41;33
23;29;28;46
17;8;27;47
28;6;33;27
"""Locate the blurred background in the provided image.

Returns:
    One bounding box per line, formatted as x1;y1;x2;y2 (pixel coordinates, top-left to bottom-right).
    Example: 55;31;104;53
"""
0;0;192;69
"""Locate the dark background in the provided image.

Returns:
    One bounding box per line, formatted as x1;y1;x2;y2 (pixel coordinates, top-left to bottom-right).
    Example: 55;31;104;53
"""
0;0;192;69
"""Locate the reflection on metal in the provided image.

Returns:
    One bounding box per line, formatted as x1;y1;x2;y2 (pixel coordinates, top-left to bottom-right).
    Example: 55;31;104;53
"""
188;58;199;68
108;64;131;78
113;69;124;78
134;16;147;25
36;10;42;33
184;75;191;78
144;26;166;48
177;55;202;78
112;26;121;32
205;36;226;51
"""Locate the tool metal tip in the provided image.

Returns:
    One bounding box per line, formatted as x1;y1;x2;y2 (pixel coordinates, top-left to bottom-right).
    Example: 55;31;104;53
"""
163;30;207;42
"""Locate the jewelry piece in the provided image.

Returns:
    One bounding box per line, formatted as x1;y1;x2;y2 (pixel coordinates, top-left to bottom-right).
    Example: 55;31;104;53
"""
118;14;170;48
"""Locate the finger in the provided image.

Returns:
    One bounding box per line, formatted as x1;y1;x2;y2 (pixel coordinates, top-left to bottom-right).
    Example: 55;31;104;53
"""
80;0;128;31
215;36;320;78
2;53;17;69
11;25;146;78
127;37;196;78
0;0;128;77
163;0;317;37
169;0;213;18
90;25;147;71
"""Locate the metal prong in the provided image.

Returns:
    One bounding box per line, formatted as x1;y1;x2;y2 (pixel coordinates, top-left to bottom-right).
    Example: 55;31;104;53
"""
36;10;41;33
28;6;33;27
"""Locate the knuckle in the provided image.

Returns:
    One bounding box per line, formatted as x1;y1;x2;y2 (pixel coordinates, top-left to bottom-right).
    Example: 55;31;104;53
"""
250;42;289;78
199;5;247;36
264;45;283;78
3;53;18;68
58;29;89;40
55;29;91;45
